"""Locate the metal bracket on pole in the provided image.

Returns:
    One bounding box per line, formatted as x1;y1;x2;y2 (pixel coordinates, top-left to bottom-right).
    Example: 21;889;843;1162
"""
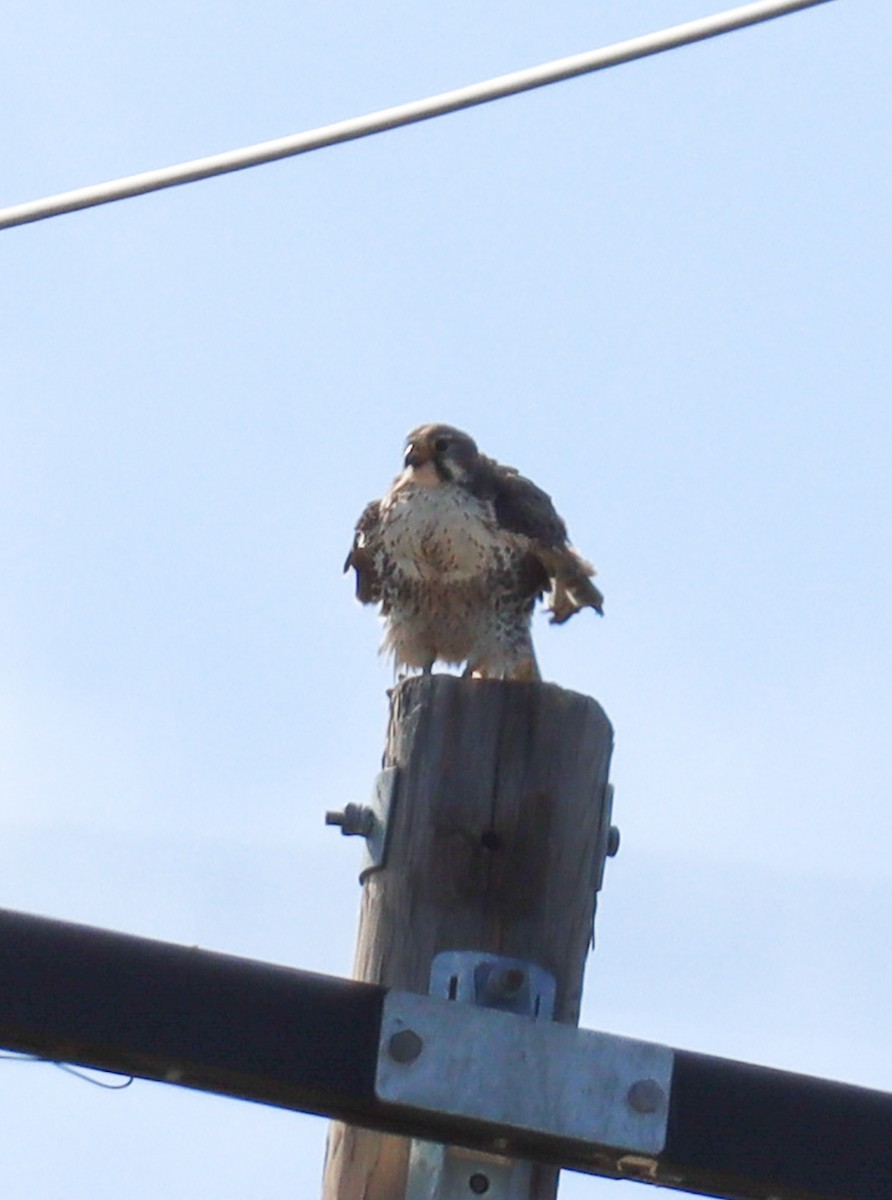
324;767;399;881
429;951;557;1018
595;784;620;893
403;951;558;1200
378;986;673;1189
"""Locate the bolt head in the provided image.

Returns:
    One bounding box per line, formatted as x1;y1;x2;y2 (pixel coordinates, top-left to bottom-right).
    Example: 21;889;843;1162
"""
627;1078;665;1114
387;1028;424;1063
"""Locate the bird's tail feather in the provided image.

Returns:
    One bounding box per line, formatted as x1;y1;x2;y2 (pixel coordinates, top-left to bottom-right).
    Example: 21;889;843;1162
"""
545;549;604;624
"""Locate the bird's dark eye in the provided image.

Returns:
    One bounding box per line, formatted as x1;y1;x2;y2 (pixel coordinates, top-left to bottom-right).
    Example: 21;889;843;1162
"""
434;436;450;453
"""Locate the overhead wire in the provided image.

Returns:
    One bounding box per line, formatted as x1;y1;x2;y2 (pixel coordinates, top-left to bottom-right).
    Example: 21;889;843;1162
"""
0;1051;134;1090
0;0;835;231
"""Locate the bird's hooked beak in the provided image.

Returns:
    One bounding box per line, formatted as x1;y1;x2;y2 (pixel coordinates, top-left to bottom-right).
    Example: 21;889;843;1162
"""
404;440;432;469
400;434;446;489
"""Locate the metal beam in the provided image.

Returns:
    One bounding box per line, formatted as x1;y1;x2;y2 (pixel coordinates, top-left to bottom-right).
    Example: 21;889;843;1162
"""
1;906;890;1198
0;906;385;1125
664;1050;892;1200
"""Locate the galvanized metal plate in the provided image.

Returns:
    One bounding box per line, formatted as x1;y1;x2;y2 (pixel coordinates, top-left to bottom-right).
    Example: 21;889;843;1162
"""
377;990;673;1158
594;783;616;892
359;766;399;880
406;1140;533;1200
428;951;556;1020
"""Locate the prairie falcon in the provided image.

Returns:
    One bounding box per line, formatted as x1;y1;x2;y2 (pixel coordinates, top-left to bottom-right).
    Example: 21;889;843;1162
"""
345;424;603;680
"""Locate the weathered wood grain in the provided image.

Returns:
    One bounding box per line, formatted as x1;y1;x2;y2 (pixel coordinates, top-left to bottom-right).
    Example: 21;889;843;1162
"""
322;675;614;1200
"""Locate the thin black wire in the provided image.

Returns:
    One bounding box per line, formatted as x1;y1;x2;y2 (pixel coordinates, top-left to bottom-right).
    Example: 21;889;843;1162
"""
0;1051;134;1090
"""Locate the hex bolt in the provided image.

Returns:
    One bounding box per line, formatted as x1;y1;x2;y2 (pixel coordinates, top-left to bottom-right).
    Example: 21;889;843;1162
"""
626;1078;665;1114
387;1028;424;1064
484;965;526;1004
468;1172;490;1194
325;803;375;837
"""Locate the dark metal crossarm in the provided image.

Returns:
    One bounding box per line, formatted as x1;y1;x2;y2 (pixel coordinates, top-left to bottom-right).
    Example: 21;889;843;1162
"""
0;906;889;1200
0;906;384;1124
664;1051;892;1200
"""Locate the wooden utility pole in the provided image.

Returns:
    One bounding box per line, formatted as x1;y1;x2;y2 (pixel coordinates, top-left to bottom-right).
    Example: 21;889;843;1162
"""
322;674;615;1200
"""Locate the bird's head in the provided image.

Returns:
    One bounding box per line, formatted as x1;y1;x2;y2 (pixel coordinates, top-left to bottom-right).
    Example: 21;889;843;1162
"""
403;424;479;485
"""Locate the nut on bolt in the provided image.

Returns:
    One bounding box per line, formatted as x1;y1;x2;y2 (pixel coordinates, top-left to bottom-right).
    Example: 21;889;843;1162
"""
484;965;526;1003
325;803;375;837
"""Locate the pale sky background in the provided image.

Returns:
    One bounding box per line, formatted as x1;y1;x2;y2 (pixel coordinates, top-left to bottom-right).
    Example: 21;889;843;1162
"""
2;1;890;1196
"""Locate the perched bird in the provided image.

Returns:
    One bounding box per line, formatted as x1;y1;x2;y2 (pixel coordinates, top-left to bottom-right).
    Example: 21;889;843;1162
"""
345;423;603;681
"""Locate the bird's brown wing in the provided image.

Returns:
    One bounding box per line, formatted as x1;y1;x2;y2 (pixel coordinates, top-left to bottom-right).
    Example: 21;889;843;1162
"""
487;462;604;623
488;462;568;545
344;500;383;605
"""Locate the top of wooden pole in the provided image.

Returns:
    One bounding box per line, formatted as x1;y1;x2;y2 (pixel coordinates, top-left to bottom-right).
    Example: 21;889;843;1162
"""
370;675;615;1021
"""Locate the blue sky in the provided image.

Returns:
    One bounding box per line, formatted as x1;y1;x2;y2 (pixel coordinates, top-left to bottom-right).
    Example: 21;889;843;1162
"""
2;2;890;1196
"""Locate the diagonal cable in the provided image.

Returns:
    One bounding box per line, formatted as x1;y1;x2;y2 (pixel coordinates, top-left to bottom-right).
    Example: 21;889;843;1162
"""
0;0;835;231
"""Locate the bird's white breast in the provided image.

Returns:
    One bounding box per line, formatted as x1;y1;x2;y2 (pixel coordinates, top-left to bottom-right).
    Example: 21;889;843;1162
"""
380;483;497;583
